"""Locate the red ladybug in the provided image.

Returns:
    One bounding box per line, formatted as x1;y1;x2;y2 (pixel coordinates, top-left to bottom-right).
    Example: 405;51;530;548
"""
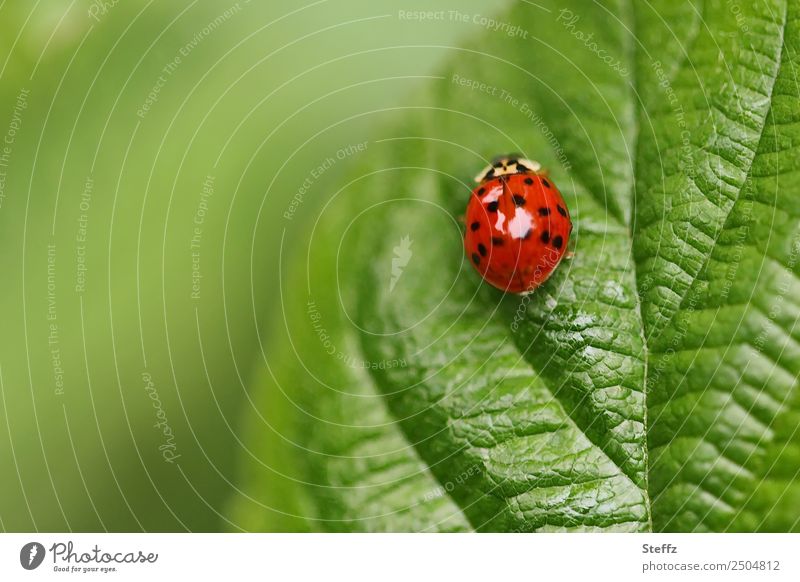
464;155;572;294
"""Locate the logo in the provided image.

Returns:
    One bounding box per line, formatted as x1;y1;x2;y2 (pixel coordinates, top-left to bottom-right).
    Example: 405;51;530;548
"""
389;235;413;292
20;542;46;570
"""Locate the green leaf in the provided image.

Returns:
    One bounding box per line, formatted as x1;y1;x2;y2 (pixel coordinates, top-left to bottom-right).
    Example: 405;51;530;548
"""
230;0;800;531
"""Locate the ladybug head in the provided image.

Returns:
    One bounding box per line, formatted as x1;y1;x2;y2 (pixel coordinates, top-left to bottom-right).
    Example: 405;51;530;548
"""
474;154;541;183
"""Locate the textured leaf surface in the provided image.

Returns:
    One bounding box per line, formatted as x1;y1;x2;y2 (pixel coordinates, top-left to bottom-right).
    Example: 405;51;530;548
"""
231;0;800;531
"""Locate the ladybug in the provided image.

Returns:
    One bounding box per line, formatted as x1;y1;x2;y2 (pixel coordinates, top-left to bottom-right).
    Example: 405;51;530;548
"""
463;155;572;294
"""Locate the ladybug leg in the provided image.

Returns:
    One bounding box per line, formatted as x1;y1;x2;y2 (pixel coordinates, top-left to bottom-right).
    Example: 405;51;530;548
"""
564;251;575;259
458;214;466;225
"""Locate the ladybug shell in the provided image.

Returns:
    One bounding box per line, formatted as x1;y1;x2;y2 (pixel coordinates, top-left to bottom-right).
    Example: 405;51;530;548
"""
464;172;571;294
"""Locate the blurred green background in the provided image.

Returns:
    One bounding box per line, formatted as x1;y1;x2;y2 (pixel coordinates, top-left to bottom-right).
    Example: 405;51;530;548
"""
0;0;509;531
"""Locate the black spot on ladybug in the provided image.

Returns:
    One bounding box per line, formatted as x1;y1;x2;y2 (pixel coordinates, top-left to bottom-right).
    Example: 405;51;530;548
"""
485;168;495;179
542;178;551;188
470;221;480;231
472;253;481;265
524;177;534;185
540;230;550;244
487;201;499;212
478;243;487;257
478;187;486;195
552;235;563;249
557;204;567;217
507;158;518;165
512;194;526;207
538;207;550;217
522;229;533;240
491;236;503;245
